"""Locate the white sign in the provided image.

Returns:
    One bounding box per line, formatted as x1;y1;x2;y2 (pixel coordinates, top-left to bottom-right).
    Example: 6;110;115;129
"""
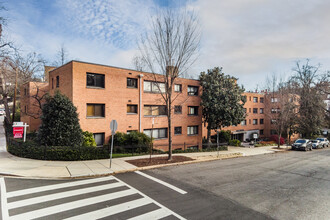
253;133;258;139
110;120;118;134
13;122;24;126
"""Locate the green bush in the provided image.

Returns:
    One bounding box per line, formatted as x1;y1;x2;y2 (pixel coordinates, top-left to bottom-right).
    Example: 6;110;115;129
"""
13;106;21;122
7;138;109;161
219;130;231;142
211;130;231;143
38;91;83;147
229;139;241;146
82;131;96;147
110;131;151;147
111;132;128;146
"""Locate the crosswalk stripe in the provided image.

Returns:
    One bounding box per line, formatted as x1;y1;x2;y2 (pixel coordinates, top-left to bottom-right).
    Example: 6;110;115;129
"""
7;181;123;209
127;208;171;220
114;177;186;220
0;177;9;220
64;197;152;220
6;176;115;198
9;188;136;220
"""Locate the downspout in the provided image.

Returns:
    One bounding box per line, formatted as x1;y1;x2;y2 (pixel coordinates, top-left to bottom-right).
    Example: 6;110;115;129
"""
139;74;144;132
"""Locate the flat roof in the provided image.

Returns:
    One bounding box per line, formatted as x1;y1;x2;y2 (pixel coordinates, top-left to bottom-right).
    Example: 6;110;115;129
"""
49;60;200;82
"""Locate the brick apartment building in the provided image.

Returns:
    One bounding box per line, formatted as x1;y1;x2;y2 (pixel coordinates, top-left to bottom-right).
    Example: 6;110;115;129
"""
20;60;298;149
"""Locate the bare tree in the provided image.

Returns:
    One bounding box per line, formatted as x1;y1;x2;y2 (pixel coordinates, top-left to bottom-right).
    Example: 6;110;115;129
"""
0;57;15;123
8;52;45;121
289;60;326;138
138;9;200;160
132;55;145;72
265;74;297;147
53;44;69;67
21;82;48;119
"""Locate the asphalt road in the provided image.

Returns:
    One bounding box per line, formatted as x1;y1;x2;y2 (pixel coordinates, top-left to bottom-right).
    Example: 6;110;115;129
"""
0;148;329;220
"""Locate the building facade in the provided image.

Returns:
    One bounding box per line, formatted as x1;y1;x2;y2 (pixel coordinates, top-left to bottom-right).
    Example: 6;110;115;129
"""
21;60;298;149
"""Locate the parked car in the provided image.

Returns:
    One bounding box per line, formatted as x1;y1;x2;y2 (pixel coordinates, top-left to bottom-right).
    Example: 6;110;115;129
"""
311;140;322;149
316;138;329;148
291;139;313;151
0;108;4;116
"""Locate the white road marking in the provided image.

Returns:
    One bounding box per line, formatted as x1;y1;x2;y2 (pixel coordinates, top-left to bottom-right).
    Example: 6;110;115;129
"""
127;208;171;220
135;171;187;194
64;198;152;220
0;178;9;220
7;181;123;209
6;176;115;198
9;188;136;220
115;176;186;220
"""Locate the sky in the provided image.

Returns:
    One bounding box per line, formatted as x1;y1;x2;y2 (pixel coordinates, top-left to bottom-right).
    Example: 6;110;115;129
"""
2;0;330;90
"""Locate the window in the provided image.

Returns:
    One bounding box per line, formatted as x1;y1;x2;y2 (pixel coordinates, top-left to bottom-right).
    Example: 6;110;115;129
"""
93;133;104;146
271;130;277;135
144;128;168;139
56;76;59;88
127;130;137;134
249;119;251;124
271;97;278;103
249;108;251;113
52;78;54;89
188;86;198;96
241;120;247;126
174;127;182;135
127;104;138;114
253;119;258;125
144;81;165;93
253;97;258;103
87;104;105;117
127;78;138;88
260;130;264;135
87;73;105;88
243;108;247;113
249;96;251;101
253;108;258;114
188;106;198;115
187;126;198;135
174;84;182;92
271;119;277;124
260;119;264;124
271;108;280;114
260;108;264;114
144;105;167;116
174;105;182;114
260;97;264;103
24;105;27;113
24;88;27;96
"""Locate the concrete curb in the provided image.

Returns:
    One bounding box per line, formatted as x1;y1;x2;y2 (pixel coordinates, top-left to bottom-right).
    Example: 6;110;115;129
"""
1;153;243;180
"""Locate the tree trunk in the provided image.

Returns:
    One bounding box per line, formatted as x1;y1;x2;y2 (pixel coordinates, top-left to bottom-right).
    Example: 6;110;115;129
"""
3;94;12;124
207;126;211;148
168;94;172;161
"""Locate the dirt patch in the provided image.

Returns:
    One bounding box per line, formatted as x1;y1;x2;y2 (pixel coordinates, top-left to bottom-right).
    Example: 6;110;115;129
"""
126;156;194;167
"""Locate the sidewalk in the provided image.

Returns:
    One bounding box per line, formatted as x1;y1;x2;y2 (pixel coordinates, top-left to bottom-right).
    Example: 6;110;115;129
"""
0;121;287;179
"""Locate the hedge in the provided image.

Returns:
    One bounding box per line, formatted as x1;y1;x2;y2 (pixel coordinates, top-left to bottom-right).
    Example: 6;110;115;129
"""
7;138;109;161
229;139;241;146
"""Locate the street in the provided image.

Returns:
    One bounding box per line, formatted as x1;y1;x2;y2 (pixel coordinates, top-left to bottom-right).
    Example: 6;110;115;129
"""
0;148;329;220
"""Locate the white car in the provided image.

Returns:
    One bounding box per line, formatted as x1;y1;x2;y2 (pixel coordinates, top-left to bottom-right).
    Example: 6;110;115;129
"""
316;138;329;148
0;108;5;116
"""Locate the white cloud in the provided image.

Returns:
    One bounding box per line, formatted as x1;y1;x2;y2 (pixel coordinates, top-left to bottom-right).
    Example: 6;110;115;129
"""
191;0;330;89
4;0;330;90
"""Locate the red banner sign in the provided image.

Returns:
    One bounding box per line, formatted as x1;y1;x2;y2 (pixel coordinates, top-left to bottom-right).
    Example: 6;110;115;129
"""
13;127;24;138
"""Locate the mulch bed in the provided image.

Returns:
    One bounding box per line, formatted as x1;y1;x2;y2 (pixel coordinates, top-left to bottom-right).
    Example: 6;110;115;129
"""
126;156;194;167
